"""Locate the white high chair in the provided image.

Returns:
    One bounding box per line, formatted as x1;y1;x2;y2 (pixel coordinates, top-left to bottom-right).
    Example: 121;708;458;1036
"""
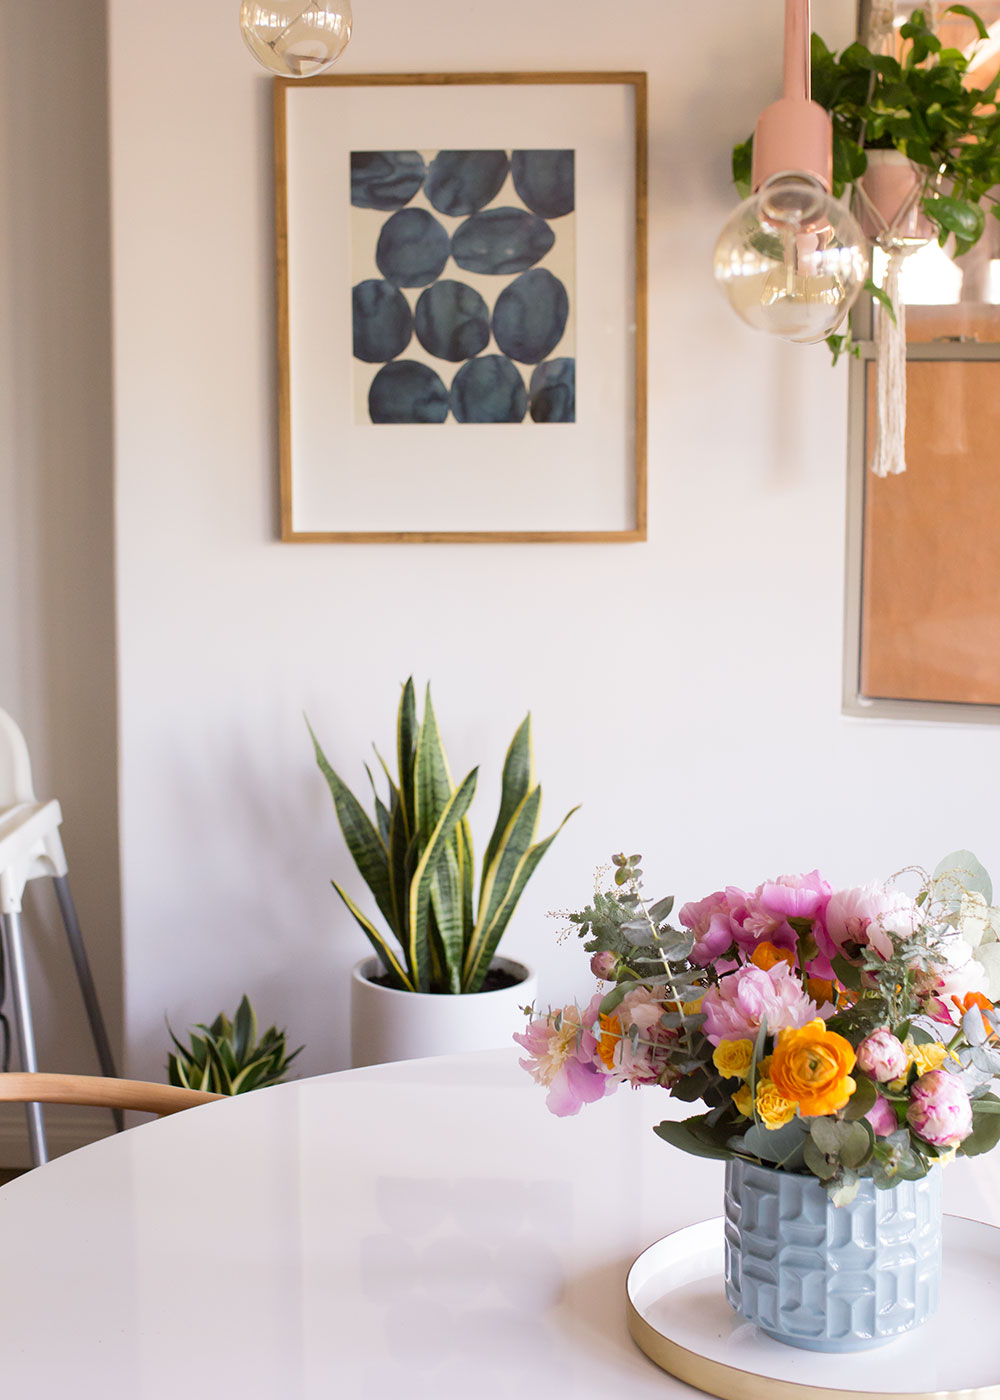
0;709;121;1165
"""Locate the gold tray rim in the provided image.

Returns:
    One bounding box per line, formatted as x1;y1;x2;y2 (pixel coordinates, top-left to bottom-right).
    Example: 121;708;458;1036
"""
625;1213;1000;1400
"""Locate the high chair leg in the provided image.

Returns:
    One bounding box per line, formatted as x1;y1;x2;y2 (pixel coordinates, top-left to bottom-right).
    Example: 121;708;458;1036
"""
0;912;48;1166
52;876;123;1132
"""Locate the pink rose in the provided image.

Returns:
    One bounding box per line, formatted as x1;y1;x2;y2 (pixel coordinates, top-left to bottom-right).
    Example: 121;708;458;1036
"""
857;1028;908;1083
701;961;820;1046
865;1093;899;1137
826;882;920;963
679;891;736;967
907;1069;974;1147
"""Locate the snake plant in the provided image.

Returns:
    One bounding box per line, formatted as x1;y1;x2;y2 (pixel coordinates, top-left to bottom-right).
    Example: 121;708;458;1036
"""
311;679;577;994
167;995;302;1094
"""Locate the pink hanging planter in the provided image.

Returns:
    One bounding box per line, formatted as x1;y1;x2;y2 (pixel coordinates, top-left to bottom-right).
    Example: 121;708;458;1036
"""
853;149;936;247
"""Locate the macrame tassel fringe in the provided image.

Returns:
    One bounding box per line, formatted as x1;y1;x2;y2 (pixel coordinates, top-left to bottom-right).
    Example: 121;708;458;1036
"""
871;248;907;477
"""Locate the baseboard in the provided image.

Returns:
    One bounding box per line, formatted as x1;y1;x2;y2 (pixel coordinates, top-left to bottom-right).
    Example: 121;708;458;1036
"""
0;1102;114;1167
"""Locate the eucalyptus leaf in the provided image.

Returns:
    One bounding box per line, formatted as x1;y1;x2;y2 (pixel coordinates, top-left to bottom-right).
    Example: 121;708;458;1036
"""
844;1075;878;1122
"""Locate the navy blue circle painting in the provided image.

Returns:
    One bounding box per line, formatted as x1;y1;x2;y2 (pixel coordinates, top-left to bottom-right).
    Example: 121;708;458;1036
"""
414;281;490;362
493;269;569;364
376;209;450;288
425;151;509;217
451;356;527;424
369;361;449;424
351;152;426;210
511;151;575;218
352;279;413;363
451;208;555;276
351;148;575;426
529;359;575;422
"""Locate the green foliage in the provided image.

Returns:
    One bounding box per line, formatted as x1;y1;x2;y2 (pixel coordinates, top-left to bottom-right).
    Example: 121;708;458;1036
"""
167;995;302;1095
739;9;1000;262
312;679;577;994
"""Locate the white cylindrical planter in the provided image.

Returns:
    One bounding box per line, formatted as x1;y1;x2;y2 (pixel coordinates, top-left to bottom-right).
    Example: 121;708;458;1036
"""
350;955;537;1068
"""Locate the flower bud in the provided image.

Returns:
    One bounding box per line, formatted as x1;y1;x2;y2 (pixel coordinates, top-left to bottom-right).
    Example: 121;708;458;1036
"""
590;950;618;980
856;1028;908;1083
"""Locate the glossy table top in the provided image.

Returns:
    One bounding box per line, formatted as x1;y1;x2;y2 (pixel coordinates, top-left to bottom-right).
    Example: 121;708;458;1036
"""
1;1048;998;1398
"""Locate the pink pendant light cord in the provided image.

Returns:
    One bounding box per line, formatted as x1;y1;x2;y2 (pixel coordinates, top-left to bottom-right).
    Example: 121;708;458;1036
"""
752;0;833;191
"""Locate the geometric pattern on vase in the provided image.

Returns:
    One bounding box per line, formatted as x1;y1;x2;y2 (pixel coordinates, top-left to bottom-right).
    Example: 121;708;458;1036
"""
350;149;575;425
724;1158;942;1352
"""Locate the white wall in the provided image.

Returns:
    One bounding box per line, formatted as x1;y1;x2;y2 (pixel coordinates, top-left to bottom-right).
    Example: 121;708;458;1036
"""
0;0;120;1154
108;0;1000;1081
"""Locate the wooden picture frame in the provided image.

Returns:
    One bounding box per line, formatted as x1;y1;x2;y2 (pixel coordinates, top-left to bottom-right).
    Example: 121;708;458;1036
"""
274;72;647;543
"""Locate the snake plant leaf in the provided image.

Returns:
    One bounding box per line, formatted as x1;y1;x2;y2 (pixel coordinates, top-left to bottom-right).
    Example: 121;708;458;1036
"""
457;817;475;939
365;764;391;845
481;715;533;903
463;802;579;992
430;844;464;992
397;678;418;840
415;686;454;842
331;879;414;991
310;723;396;934
408;767;479;992
233;995;255;1065
475;786;541;943
386;794;409;944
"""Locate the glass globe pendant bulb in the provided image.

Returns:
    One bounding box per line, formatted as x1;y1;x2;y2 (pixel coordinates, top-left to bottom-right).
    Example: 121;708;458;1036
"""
714;175;869;344
240;1;353;79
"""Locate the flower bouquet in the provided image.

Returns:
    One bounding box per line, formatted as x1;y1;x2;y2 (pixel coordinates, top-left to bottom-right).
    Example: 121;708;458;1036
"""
517;851;1000;1350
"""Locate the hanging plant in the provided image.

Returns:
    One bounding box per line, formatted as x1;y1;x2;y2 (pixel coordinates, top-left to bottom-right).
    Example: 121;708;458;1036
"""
731;5;1000;475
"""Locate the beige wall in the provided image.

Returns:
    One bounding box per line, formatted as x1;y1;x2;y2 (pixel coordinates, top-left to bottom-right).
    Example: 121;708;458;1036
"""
98;0;1000;1086
0;0;121;1157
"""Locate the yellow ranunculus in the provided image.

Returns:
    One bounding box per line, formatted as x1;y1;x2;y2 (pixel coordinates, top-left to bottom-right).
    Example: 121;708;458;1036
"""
770;1019;857;1116
682;997;704;1016
712;1038;754;1080
756;1078;796;1129
733;1083;753;1117
906;1039;948;1076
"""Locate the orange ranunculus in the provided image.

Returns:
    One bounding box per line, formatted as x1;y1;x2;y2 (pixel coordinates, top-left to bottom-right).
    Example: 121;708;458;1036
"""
769;1019;857;1117
952;991;997;1038
806;977;835;1006
750;941;796;972
598;1014;622;1070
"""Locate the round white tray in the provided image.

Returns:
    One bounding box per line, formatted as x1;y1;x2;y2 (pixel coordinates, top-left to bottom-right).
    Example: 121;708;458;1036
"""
626;1215;1000;1400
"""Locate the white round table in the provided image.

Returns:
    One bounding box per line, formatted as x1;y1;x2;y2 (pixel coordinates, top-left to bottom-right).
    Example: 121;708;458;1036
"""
1;1048;998;1397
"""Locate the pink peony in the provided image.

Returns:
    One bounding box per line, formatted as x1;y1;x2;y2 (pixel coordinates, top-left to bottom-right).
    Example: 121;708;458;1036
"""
735;872;835;964
865;1092;899;1137
679;891;737;967
907;1069;974;1147
513;997;616;1117
826;882;920;963
857;1028;909;1083
701;962;821;1047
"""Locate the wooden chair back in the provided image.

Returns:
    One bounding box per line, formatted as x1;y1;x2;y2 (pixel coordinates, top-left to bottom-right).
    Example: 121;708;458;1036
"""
0;1072;223;1117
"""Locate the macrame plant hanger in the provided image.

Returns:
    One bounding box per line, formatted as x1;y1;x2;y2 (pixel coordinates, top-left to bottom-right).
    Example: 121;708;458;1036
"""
857;0;937;476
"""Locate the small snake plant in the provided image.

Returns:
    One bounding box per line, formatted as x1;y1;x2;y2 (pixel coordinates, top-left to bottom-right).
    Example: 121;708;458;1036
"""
311;678;577;994
167;994;302;1094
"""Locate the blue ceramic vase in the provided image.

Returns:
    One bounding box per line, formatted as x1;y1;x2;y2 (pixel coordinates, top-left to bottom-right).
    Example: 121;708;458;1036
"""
724;1158;942;1351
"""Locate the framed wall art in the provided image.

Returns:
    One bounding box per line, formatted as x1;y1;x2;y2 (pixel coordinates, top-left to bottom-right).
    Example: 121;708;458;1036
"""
274;72;647;543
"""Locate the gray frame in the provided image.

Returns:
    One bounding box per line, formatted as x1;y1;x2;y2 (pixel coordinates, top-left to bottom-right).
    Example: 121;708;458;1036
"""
842;337;1000;725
